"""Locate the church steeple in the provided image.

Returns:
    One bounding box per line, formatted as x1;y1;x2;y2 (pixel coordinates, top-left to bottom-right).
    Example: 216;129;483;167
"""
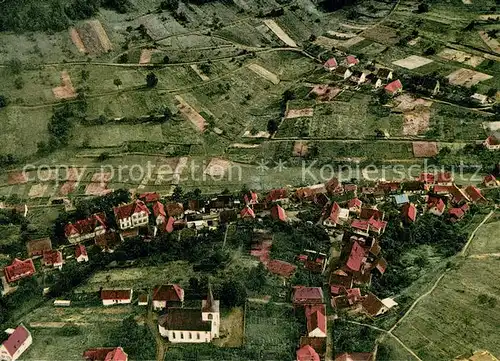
202;282;216;313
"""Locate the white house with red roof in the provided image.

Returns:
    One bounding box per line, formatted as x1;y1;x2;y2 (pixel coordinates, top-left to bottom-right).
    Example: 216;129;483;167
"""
100;289;133;306
296;344;320;361
401;203;417;223
347;198;362;214
427;196;446;216
464;185;487;204
113;200;150;230
484;174;499;187
270;205;287;222
305;304;327;338
345;55;359;67
152;284;184;310
83;347;128;361
244;191;258;205
292;286;324;306
75;244;89;262
43;250;63;270
484;135;500;150
240;206;256;220
65;213;107;244
0;324;32;361
324;202;349;228
324;58;338;71
384;79;402;95
3;259;35;284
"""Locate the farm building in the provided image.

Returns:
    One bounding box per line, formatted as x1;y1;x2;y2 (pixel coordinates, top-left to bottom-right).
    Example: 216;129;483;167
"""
3;259;35;284
152;284;184;310
26;238;52;258
384;79;403;95
43;250;63;270
0;324;32;361
83;347;128;361
113;200;150;230
65;213;107;244
100;289;133;306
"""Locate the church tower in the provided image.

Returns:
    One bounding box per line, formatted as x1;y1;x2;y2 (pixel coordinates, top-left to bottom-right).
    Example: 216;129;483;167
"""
201;283;220;338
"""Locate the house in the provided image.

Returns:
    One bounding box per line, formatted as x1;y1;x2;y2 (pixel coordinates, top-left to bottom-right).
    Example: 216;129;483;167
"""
351;218;387;236
384;79;403;95
324;202;349;228
152;284;184;310
324;58;338;71
266;259;297;282
334;352;374;361
95;231;121;253
418;172;435;184
345;241;367;272
3;258;35;284
427;196;446;216
449;207;466;221
83;347;128;361
296;184;327;201
26;238;52;258
464;185;487;204
100;289;133;306
484;174;499;187
378;181;401;194
299;337;326;359
302;250;328;273
42;250;63;270
471;93;489;104
393;193;409;206
325;177;343;195
344;184;358;196
113;200;150;230
361;292;391;317
436;171;453;184
270;205;287;221
65;213;107;244
484;135;500;150
244;191;258;205
347;198;362;214
138;192;160;203
0;324;32;361
266;188;288;203
158;288;219;343
449;184;471;204
296;345;320;361
346;55;359;67
330;269;354;295
165;202;184;219
433;185;452;195
293;286;324;306
335;65;352;80
138;294;148;306
401;203;417;223
152;201;167;229
331;288;363;309
305;304;327;338
360;207;384;221
240;206;256;220
75;244;89;262
376;67;393;81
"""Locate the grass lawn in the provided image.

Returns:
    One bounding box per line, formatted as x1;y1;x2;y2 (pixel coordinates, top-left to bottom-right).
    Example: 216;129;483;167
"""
467;212;500;255
392;256;500;360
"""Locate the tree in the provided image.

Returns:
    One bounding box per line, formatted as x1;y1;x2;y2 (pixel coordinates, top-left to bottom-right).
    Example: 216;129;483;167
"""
7;58;22;75
267;119;279;135
221;280;247;307
14;77;24;90
146;72;158;88
160;0;179;11
246;263;268;291
171;185;183;202
0;95;7;108
113;78;123;89
163;55;170;64
417;3;429;13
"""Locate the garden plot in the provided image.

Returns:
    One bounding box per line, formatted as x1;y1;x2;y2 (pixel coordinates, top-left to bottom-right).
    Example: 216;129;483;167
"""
263;19;297;47
438;48;484;67
326;30;358;39
175;95;207;132
190;64;210;81
139;14;173;40
342;36;366;48
479;31;500;53
52;71;76;100
314;35;340;49
293;141;308;157
247;64;280;84
139;49;154;64
85;172;112;196
362;25;400;45
393;95;433;136
75;20;112;55
285;108;314;119
393;55;434;69
28;184;49;198
203;158;231;177
310;85;342;101
412;141;438;158
69;28;86;53
447;68;492;87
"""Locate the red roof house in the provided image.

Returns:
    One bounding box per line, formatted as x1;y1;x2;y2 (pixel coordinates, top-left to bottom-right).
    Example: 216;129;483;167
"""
267;259;297;279
449;184;471;204
75;244;89;262
324;57;338;71
83;347;128;361
325;177;344;195
484;135;500;150
270;204;287;221
360;208;384;221
448;207;465;221
484;174;499;187
305;304;327;337
26;238;52;258
427;196;446;215
292;286;324;305
418;172;435;184
0;324;32;361
101;289;133;306
346;241;366;272
346;55;359;67
384;79;403;95
240;206;256;219
266;188;288;202
113;200;150;230
3;258;35;284
347;198;362;213
464;185;487;203
401;202;417;223
165;202;184;218
244;191;259;205
152;284;184;310
65;213;107;244
335;352;374;361
297;345;320;361
138;192;160;203
43;250;63;269
436;171;453;184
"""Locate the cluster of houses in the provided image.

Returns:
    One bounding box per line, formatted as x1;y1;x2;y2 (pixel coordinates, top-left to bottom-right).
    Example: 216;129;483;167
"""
323;55;403;96
98;283;220;344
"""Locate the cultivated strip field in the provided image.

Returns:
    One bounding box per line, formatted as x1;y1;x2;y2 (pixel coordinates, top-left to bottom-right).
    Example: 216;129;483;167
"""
247;63;280;84
263;19;297;47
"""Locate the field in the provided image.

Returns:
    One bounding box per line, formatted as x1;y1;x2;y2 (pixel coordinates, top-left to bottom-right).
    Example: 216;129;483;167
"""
390;213;500;361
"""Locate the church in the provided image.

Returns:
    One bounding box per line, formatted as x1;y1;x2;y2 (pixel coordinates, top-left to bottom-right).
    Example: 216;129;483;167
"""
158;287;220;343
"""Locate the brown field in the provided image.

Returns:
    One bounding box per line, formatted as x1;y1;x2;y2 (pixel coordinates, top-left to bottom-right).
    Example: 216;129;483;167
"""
412;141;438;158
293;141;308;157
314;36;342;49
394;94;432;112
247;64;280;85
85;183;112;196
393;55;433;69
363;25;400;45
203;158;231;177
479;31;500;53
52;71;77;100
58;181;77;196
285;108;314;119
342;36;365;48
213;307;245;348
139;49;153;64
263;19;297;47
311;85;342;101
403;109;431;136
91;172;112;183
438;48;484;67
447;68;493;87
175;95;207;132
77;20;112;55
69;28;86;53
7;172;28;185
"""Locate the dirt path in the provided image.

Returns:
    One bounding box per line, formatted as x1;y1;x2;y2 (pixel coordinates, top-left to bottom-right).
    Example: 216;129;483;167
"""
146;306;167;361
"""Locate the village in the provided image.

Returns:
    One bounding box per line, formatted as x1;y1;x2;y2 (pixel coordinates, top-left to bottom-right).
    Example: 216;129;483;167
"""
1;164;498;361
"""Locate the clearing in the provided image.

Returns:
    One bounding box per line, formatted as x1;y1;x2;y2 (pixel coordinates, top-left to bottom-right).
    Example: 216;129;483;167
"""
412;141;438;158
52;70;76;100
392;55;434;70
447;68;493;87
175;95;207;132
247;63;280;85
438;48;484;67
